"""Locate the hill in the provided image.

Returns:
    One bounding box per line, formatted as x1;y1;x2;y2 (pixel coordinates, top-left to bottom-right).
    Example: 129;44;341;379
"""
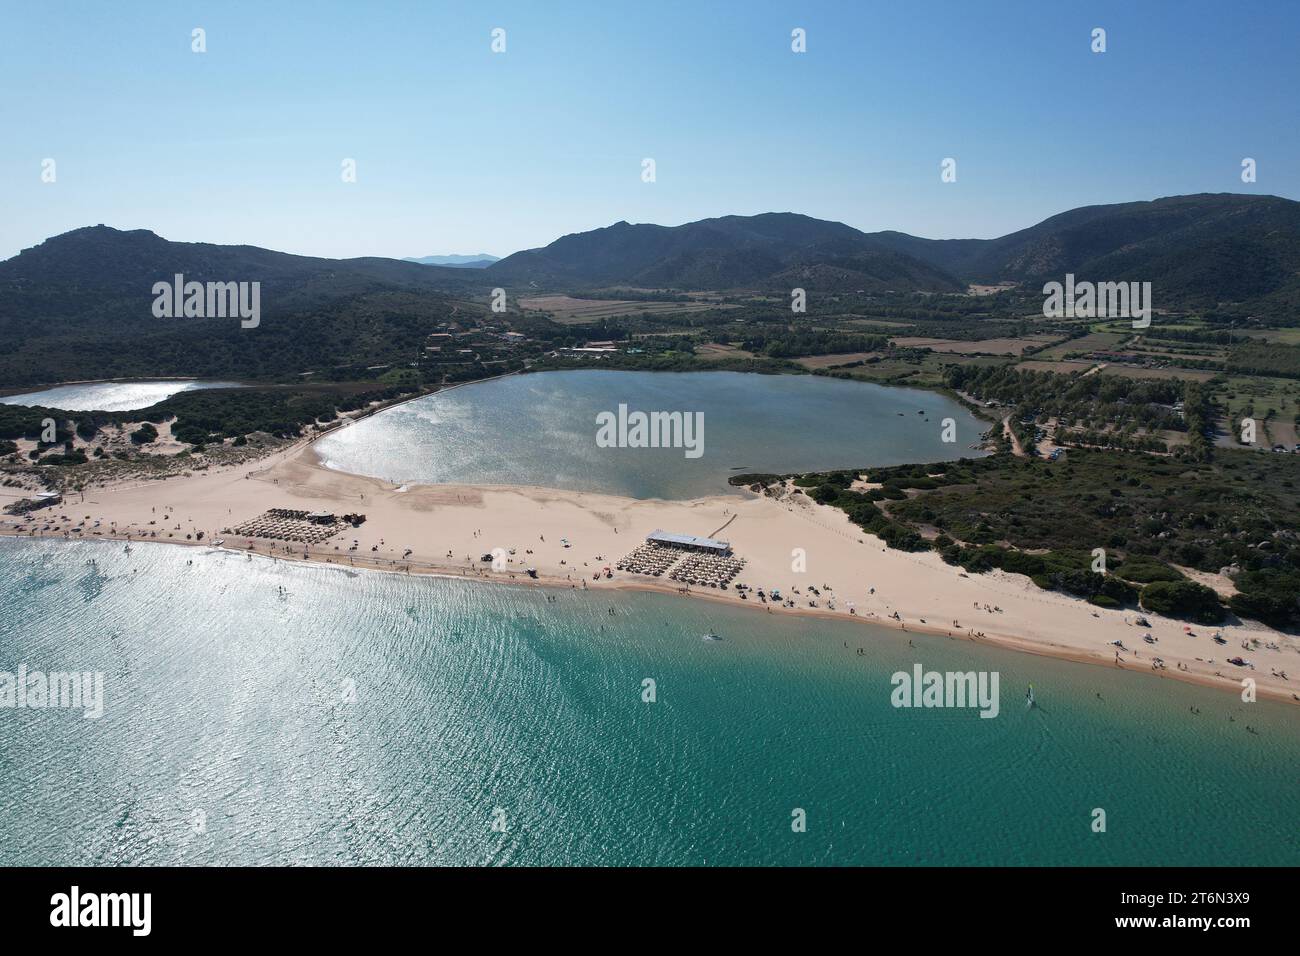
863;193;1300;311
486;213;964;293
488;195;1300;310
0;227;479;386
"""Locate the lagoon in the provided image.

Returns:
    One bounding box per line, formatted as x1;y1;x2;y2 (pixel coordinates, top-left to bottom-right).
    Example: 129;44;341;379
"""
316;370;988;499
0;379;240;412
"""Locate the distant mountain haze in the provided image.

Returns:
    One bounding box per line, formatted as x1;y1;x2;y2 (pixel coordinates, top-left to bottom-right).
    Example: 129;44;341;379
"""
403;254;500;268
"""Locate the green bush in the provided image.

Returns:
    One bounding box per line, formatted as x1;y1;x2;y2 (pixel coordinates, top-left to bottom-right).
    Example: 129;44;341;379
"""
1228;569;1300;628
40;449;88;466
1140;580;1224;624
1000;550;1046;577
130;423;159;445
1114;558;1184;584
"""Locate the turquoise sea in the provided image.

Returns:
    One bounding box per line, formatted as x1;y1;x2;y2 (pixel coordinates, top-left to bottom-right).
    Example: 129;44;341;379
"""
1;537;1295;866
315;370;988;498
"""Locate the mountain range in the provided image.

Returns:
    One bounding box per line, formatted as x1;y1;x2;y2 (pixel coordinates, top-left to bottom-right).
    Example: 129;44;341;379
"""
2;192;1298;386
485;194;1300;308
5;194;1298;309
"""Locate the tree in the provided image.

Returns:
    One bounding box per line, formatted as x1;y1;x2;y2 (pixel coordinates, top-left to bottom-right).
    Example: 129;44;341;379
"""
1140;580;1224;624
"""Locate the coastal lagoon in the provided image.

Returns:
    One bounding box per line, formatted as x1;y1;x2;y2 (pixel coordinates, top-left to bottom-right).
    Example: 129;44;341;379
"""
0;379;240;412
1;537;1296;866
316;370;988;499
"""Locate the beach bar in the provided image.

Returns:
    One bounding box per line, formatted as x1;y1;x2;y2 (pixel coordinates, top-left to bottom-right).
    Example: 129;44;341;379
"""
645;530;731;555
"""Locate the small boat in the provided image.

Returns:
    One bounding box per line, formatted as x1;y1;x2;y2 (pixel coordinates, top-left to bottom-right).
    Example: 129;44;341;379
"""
1227;657;1251;667
525;567;537;578
1025;684;1035;708
1213;635;1228;645
702;632;721;642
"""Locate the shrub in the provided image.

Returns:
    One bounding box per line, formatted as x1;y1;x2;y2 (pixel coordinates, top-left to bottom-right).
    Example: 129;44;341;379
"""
1000;550;1046;577
1114;558;1183;584
130;423;159;445
1140;580;1224;624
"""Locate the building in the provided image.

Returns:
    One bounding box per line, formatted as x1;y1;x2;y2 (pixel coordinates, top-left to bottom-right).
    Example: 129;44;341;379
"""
646;530;731;554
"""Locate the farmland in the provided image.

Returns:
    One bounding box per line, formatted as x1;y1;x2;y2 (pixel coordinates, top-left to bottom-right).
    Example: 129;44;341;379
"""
518;294;732;324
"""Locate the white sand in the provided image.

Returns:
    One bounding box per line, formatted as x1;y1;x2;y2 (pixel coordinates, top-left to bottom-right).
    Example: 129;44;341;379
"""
4;439;1298;704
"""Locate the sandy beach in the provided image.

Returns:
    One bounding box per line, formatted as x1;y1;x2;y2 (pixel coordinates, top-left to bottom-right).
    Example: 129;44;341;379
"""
3;437;1298;705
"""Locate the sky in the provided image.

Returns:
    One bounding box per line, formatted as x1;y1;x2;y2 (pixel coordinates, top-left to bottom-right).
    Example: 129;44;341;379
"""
1;0;1297;261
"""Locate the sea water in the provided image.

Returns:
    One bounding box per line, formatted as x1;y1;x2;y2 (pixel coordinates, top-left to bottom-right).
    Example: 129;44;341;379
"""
1;537;1295;866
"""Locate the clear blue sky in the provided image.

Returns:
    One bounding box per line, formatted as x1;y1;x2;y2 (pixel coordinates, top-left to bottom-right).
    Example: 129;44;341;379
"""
1;0;1297;261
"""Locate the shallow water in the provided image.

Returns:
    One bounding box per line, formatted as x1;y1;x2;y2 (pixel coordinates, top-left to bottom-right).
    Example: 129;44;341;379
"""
315;370;988;498
1;537;1295;866
0;379;240;412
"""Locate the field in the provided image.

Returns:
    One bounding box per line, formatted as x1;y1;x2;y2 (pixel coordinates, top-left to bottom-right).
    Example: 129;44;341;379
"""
1035;331;1131;360
1125;345;1227;363
966;282;1018;296
839;318;919;329
1219;374;1300;448
1016;359;1096;375
825;351;1005;388
795;351;881;369
518;295;730;323
1095;365;1219;382
1236;328;1300;346
890;334;1064;356
695;342;756;360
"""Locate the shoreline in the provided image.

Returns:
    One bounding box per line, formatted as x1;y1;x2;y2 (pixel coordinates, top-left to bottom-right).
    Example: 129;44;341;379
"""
2;526;1293;705
4;436;1298;707
0;377;247;400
